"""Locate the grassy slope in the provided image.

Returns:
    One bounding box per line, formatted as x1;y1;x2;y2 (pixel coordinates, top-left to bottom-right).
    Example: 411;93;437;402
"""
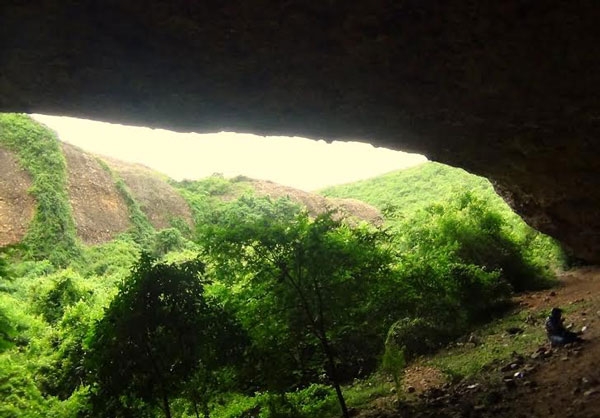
320;162;504;217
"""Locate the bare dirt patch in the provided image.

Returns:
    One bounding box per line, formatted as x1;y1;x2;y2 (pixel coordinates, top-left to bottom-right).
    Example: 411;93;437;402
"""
504;267;600;418
362;267;600;418
104;157;194;230
62;143;131;244
0;147;35;246
402;366;446;394
238;178;383;225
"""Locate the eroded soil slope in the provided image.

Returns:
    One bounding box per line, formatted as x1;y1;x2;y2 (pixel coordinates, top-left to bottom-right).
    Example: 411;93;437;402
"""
104;157;194;231
0;147;35;246
2;142;381;247
62;143;131;244
240;178;383;225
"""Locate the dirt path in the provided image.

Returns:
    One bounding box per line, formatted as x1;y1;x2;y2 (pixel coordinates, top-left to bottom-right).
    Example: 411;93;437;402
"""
507;267;600;418
362;267;600;418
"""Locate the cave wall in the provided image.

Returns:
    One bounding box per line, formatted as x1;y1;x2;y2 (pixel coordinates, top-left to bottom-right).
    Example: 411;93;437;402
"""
1;1;600;262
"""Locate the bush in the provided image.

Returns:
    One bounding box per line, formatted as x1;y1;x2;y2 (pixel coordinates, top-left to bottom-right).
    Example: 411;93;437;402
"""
30;270;90;324
385;318;449;361
153;228;185;256
212;386;338;418
381;341;405;396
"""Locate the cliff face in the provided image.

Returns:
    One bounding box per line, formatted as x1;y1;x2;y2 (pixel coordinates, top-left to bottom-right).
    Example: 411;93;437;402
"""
0;140;380;248
1;2;600;260
0;142;195;246
0;148;35;247
61;143;131;244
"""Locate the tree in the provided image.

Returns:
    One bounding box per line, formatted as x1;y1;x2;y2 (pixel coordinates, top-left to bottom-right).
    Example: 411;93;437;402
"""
202;197;394;418
0;248;16;353
30;270;90;324
86;254;246;417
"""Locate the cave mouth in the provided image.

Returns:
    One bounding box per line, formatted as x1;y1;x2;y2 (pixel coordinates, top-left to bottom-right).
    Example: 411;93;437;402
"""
30;114;428;191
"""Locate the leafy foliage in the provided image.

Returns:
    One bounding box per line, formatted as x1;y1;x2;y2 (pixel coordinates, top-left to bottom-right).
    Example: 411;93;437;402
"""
153;227;186;256
86;254;247;417
381;333;406;397
320;162;490;217
201;196;396;418
321;162;565;274
29;269;91;324
0;114;80;266
0;117;569;418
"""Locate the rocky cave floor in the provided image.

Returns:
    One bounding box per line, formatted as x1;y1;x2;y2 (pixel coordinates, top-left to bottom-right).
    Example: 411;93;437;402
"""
357;267;600;418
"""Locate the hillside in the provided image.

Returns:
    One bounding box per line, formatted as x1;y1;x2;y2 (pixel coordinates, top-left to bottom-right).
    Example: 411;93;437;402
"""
220;176;382;225
320;162;504;217
0;114;381;253
0;115;575;418
0;147;35;247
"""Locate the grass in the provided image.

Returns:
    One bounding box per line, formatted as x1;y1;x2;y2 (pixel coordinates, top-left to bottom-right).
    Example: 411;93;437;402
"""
337;303;566;413
427;295;592;383
427;309;548;381
343;373;393;410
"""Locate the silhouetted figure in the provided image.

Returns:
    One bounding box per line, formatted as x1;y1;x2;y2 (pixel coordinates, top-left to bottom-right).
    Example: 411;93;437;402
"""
545;307;582;346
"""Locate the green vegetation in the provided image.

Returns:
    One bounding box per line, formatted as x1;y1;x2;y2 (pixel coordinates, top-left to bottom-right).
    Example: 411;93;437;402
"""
320;162;491;218
0;115;567;417
96;158;157;246
201;198;396;418
86;254;246;417
0;114;80;266
322;162;565;278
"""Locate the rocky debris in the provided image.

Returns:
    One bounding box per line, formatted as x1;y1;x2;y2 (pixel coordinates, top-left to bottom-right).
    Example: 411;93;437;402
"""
506;327;524;335
524;314;538;325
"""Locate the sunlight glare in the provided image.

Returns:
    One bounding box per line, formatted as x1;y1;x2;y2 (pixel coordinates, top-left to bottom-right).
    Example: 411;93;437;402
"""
30;114;427;191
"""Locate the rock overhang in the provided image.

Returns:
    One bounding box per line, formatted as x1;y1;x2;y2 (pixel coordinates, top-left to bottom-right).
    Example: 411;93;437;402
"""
2;1;599;261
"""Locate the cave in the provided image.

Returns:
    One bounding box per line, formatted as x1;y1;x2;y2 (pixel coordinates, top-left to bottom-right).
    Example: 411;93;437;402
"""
2;1;599;262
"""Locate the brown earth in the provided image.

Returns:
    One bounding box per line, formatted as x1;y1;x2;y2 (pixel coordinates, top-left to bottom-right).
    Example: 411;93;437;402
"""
237;178;383;225
61;143;131;244
1;141;196;246
1;140;381;248
0;147;35;246
101;157;195;231
361;267;600;418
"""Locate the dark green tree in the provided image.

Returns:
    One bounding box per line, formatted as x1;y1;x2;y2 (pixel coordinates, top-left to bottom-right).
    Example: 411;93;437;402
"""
152;228;185;257
0;249;16;352
86;254;246;418
30;271;90;324
202;197;395;418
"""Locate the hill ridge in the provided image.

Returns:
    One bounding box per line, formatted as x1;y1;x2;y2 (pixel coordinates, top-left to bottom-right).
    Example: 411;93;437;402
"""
0;115;382;252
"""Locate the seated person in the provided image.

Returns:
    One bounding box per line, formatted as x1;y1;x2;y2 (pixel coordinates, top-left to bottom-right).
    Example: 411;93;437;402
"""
545;307;582;346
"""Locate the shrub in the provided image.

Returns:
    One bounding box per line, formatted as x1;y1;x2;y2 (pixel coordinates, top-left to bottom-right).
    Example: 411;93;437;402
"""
30;270;90;323
385;318;448;361
153;227;185;256
381;340;406;396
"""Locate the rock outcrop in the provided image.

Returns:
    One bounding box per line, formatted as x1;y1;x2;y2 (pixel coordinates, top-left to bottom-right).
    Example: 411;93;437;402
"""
2;1;599;260
61;143;131;244
2;140;377;247
0;148;35;246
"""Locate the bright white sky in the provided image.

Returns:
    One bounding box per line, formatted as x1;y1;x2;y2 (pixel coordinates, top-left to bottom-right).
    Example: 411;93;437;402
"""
31;114;427;191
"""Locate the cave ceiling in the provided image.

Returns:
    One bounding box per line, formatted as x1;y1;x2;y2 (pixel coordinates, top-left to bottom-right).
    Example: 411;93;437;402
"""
1;1;600;262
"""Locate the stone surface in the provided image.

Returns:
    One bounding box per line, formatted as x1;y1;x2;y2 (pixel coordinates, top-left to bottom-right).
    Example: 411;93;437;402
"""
61;143;131;244
0;148;35;246
2;1;600;261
